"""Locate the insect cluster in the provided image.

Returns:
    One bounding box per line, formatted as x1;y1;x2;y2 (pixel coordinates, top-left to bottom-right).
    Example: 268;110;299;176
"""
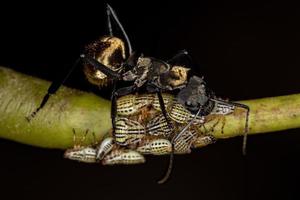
65;93;217;163
27;4;250;183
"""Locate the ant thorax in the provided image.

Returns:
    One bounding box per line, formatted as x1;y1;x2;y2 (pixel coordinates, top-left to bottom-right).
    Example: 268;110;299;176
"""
122;56;190;91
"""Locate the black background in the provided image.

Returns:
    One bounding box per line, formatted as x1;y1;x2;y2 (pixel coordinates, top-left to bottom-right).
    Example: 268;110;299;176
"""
0;1;300;200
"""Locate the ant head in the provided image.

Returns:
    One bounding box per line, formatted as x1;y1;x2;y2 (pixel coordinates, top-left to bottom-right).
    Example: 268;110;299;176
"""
83;36;126;87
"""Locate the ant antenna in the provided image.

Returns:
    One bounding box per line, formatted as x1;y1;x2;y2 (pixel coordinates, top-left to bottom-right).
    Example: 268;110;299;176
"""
107;6;113;36
106;4;133;55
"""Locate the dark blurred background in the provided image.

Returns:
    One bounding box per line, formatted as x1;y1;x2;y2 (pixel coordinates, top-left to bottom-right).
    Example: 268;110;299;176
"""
0;1;300;200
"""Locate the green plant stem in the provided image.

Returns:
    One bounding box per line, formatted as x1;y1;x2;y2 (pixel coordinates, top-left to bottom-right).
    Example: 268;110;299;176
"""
0;66;300;149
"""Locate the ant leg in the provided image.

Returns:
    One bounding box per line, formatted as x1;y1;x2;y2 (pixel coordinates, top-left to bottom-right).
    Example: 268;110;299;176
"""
230;102;250;155
167;50;192;66
113;85;137;98
123;51;138;70
26;58;81;121
155;90;176;184
106;4;132;55
212;99;250;155
111;85;118;140
158;106;203;184
156;91;173;134
173;130;198;154
173;107;202;143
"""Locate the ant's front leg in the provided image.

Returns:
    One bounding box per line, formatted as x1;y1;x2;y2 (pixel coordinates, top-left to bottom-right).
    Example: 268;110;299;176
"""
27;54;119;122
26;58;81;121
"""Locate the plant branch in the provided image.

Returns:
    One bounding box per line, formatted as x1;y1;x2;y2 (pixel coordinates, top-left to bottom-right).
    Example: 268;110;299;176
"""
0;66;300;149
